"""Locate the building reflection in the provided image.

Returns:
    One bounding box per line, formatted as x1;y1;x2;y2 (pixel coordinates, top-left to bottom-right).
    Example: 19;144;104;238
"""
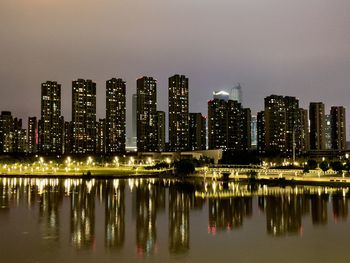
311;193;329;225
105;180;125;250
168;183;192;254
39;182;64;242
1;177;350;255
208;197;252;234
70;180;96;250
332;194;348;222
135;180;165;257
261;194;308;236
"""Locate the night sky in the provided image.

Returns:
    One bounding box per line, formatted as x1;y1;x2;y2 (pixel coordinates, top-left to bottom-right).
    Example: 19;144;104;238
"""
1;0;350;137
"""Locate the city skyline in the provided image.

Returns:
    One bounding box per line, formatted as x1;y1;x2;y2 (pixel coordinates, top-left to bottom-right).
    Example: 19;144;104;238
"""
2;1;350;137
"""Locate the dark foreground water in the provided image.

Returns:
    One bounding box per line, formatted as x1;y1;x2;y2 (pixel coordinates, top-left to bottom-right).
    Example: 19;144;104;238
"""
0;177;349;263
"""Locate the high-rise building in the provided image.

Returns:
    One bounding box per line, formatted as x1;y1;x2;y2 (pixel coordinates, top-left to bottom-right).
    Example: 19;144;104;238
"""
251;115;257;148
189;113;206;151
325;115;332;150
13;119;27;154
168;74;189;151
309;102;325;150
299;108;310;153
64;121;73;154
40;81;63;154
264;95;287;153
27;117;37;154
257;111;265;154
0;111;14;153
230;83;242;103
106;78;126;154
137;77;158;152
157;111;166;152
208;99;228;150
242;108;252;151
227;100;246;151
96;118;106;154
208;99;250;151
72;79;96;154
132;94;137;139
263;95;306;156
330;106;346;150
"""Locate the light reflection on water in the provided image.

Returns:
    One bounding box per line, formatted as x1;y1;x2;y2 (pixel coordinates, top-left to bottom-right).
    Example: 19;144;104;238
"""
0;177;350;262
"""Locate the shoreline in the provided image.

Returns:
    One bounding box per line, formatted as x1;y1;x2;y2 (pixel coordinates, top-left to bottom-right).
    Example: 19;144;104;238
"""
1;171;350;188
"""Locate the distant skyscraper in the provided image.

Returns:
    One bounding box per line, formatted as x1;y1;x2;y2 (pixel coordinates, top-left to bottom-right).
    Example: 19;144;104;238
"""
309;102;325;150
168;74;189;151
137;77;158;152
72;79;96;154
229;83;242;103
330;106;346;150
106;78;126;154
40;81;63;154
96;118;106;154
157;111;166;152
213;90;230;101
27;117;37;154
189;113;206;151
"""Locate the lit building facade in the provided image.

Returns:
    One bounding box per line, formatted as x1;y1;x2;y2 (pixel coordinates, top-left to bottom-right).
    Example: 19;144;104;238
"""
137;77;158;152
257;111;265;154
168;74;189;151
0;111;14;153
40;81;63;154
106;78;126;154
96;118;106;154
309;102;325;150
189;113;206;151
262;95;307;156
157;111;166;152
208;99;251;151
330;106;346;150
72;79;96;154
27;117;37;154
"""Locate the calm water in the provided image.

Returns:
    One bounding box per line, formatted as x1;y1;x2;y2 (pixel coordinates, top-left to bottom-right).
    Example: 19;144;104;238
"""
0;177;350;263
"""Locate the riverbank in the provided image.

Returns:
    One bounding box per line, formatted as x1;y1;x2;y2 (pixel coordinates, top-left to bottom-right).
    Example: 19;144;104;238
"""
2;165;350;187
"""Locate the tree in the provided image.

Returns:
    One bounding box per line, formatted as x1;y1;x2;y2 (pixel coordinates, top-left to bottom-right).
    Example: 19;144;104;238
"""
319;161;329;174
174;159;195;176
307;159;317;170
330;161;343;174
345;160;350;173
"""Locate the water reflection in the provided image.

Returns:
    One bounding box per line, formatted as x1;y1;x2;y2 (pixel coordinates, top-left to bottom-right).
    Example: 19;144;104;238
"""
0;177;350;255
39;182;64;243
209;197;252;234
169;184;192;254
105;180;125;250
70;180;96;249
135;181;165;256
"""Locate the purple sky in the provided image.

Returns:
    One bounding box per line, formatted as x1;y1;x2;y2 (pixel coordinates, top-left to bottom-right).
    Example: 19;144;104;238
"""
1;0;350;136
